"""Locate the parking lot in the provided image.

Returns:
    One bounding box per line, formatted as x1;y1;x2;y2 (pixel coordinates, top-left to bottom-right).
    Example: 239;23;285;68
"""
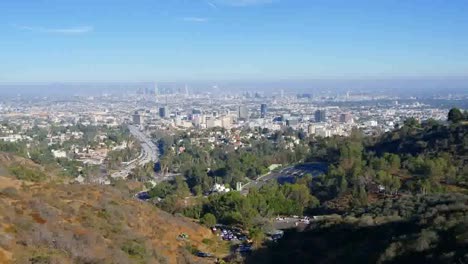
273;215;312;229
243;162;328;192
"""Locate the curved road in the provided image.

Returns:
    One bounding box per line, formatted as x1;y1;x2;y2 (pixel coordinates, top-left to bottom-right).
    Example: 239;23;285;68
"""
111;125;159;179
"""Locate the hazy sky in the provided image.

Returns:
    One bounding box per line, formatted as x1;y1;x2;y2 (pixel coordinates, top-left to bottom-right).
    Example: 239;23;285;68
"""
1;0;468;82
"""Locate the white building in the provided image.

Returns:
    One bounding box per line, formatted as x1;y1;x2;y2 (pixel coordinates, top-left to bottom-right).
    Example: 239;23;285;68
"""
52;149;67;158
212;183;231;193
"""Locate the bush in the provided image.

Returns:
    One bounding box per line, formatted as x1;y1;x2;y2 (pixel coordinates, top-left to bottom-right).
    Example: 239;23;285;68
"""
8;165;47;182
121;240;148;262
29;255;51;264
201;213;217;227
184;244;199;255
202;238;214;246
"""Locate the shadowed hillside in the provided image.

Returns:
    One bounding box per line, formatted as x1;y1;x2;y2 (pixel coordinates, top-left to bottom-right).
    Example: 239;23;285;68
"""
247;193;468;264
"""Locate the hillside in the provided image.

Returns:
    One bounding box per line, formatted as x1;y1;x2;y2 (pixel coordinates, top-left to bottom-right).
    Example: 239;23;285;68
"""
244;123;468;263
0;175;227;263
247;193;468;264
0;152;60;183
370;122;467;166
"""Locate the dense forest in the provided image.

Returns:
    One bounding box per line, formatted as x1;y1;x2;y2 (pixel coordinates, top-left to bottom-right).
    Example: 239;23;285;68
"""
247;193;468;264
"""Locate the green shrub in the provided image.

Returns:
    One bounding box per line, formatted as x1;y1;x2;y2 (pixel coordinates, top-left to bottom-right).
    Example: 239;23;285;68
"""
121;240;147;262
8;165;47;182
201;213;217;227
202;238;214;246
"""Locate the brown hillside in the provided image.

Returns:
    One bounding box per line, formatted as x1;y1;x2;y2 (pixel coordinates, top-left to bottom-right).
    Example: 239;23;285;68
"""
0;152;41;170
0;152;61;183
0;176;226;263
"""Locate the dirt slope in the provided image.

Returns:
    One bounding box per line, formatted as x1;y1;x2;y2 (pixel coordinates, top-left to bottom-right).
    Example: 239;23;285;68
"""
0;176;226;264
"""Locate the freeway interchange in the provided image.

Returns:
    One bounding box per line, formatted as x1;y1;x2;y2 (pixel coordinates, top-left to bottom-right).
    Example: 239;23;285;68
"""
111;125;159;179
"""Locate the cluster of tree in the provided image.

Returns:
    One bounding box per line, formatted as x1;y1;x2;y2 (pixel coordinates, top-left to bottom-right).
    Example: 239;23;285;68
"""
308;110;467;208
447;107;468;123
247;193;468;264
148;176;318;229
106;142;141;171
155;128;309;195
8;163;47;182
104;126;130;145
0;140;28;157
128;163;155;182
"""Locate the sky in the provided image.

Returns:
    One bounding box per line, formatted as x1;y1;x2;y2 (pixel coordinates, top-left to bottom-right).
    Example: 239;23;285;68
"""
1;0;468;82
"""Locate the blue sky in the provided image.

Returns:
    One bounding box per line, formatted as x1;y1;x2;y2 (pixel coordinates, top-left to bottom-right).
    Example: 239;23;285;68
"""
1;0;468;82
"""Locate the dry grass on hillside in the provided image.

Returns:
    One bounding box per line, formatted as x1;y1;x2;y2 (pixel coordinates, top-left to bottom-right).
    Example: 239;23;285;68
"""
0;176;228;264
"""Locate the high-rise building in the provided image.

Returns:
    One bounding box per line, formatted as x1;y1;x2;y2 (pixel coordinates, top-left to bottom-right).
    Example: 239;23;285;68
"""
315;126;331;137
315;110;326;123
206;117;222;128
206;117;214;128
260;103;267;118
308;124;316;135
221;116;232;129
159;106;169;118
132;111;144;125
340;113;353;123
154;83;159;95
238;106;249;120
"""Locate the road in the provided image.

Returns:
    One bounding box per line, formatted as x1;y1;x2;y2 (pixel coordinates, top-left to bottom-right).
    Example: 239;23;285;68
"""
242;162;328;193
111;125;159;179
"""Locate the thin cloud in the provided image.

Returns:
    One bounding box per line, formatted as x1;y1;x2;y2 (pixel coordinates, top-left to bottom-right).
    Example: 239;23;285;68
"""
205;1;218;9
182;17;209;22
16;25;94;35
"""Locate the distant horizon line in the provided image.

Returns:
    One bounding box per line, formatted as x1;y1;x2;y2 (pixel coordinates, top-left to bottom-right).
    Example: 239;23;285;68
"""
2;76;468;85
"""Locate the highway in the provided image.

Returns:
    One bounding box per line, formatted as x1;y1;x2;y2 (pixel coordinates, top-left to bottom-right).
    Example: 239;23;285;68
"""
111;125;159;179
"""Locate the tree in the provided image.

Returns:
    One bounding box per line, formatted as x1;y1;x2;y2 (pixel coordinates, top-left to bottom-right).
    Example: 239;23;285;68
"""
384;153;401;174
406;117;419;126
354;185;368;206
200;213;217;227
193;185;203;196
448;108;464;123
282;183;316;212
249;227;265;248
174;175;190;197
339;176;348;195
148;182;174;199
